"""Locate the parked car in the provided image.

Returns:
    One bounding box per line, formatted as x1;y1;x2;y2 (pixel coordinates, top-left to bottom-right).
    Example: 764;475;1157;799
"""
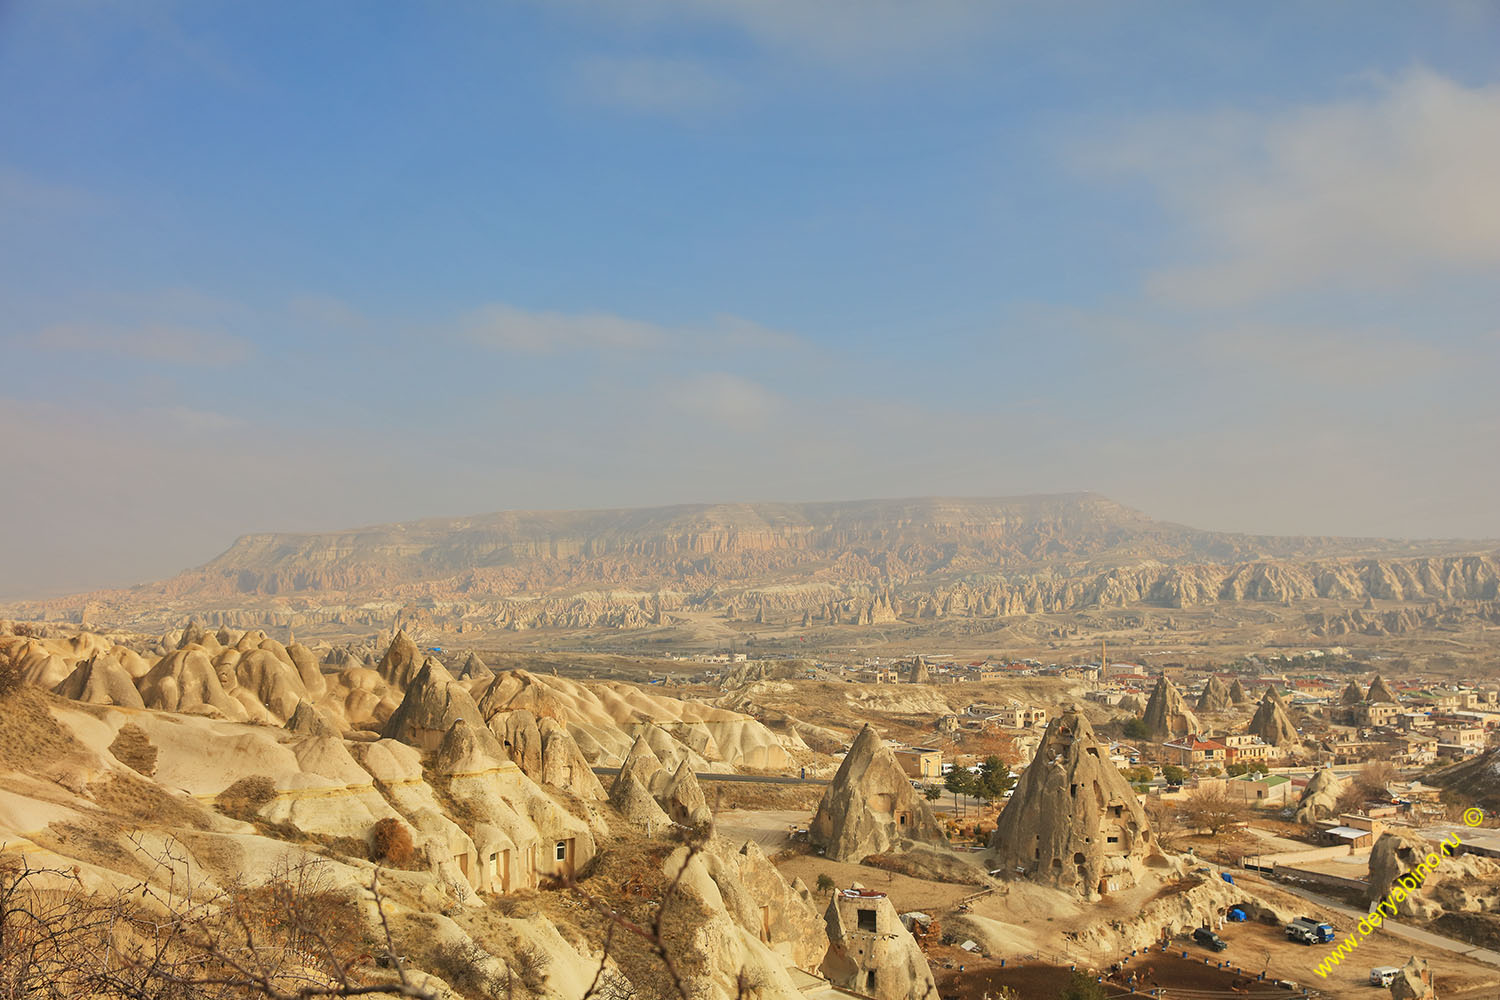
1193;928;1228;952
1370;967;1400;987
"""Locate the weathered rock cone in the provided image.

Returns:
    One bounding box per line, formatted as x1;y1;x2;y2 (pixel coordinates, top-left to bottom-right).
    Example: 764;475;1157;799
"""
810;724;944;862
1340;680;1365;705
375;630;423;689
384;659;485;751
907;656;930;684
1294;767;1344;823
1141;674;1198;738
1228;679;1251;705
56;652;145;708
1248;690;1299;747
820;888;939;1000
1368;674;1400;704
661;760;713;829
1196;675;1231;713
988;709;1154;898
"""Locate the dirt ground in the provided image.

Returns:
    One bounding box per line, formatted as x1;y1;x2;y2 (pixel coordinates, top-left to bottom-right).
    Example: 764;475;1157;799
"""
1200;919;1500;999
714;809;810;853
775;854;976;914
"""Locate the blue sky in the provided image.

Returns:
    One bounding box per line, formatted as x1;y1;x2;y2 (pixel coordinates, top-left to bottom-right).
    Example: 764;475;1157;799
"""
2;1;1498;596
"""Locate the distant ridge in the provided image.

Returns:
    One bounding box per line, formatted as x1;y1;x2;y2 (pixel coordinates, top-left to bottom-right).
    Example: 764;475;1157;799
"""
11;493;1498;635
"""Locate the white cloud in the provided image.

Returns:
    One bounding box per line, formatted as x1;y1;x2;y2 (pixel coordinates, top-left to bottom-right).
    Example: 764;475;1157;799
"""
1083;71;1500;306
574;55;740;114
460;304;667;354
457;303;807;357
675;372;780;428
30;322;252;366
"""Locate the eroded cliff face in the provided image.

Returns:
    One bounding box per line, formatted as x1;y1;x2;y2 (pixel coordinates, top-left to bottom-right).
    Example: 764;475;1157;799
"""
16;495;1498;635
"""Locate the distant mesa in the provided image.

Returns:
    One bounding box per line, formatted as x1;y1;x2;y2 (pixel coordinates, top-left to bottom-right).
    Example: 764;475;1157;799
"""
20;493;1500;638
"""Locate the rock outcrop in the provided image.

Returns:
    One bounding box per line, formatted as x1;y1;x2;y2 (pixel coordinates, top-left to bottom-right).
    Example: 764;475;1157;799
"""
1228;679;1251;705
384;659;485;751
1368;675;1400;704
907;657;930;684
1196;675;1231;713
988;709;1154;898
375;630;423;689
810;725;944;863
1294;767;1344;823
1248;690;1299;747
1141;675;1198;738
1340;681;1365;705
1390;955;1437;1000
820;888;939;1000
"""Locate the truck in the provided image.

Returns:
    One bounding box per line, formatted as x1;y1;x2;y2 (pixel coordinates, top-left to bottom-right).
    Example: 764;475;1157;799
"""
1370;967;1400;987
1192;927;1229;952
1285;920;1319;945
1298;916;1336;943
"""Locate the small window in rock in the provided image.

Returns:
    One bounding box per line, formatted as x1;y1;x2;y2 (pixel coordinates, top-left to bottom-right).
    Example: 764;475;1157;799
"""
857;909;877;932
866;971;877;990
555;841;567;862
1107;836;1119;844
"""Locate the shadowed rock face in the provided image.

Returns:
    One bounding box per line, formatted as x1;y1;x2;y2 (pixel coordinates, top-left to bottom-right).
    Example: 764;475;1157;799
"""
1196;675;1231;713
809;724;944;863
1389;956;1437;1000
384;659;485;751
988;709;1154;898
1341;680;1365;705
1294;767;1344;823
1248;691;1298;747
820;890;939;1000
1228;679;1251;705
1368;675;1400;704
1142;675;1198;738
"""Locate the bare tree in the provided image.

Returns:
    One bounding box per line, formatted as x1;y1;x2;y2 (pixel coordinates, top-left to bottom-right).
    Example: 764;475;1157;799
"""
1177;786;1250;837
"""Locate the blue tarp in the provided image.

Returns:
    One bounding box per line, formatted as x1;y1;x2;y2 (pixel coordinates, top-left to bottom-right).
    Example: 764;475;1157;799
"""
1227;908;1247;921
1221;872;1235;885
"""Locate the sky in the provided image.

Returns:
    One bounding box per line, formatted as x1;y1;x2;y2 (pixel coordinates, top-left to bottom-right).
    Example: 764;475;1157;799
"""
1;1;1498;597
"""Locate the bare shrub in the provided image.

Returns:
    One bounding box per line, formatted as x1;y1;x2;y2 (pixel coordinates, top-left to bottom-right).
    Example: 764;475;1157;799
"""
0;662;21;701
108;724;158;776
370;818;416;868
216;775;277;821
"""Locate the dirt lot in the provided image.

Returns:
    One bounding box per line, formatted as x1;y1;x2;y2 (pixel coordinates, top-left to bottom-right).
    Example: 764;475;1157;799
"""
775;854;976;914
1201;919;1500;999
714;809;809;853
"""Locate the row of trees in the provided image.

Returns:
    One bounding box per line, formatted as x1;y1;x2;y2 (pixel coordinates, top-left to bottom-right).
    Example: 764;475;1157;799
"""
928;756;1016;816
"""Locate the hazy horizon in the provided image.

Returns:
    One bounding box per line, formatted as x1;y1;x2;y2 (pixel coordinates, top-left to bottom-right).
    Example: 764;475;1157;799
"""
3;2;1499;597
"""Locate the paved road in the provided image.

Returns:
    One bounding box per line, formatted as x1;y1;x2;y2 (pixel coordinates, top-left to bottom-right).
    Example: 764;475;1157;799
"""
1271;880;1500;968
591;766;828;786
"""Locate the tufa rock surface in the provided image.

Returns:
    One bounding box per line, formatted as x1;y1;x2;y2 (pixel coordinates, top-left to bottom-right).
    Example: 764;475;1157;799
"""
1247;690;1299;747
809;725;944;863
1196;675;1231;713
988;709;1155;898
1141;674;1198;738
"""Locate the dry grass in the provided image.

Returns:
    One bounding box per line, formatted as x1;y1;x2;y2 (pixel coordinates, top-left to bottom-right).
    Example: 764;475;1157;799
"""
107;723;158;776
0;687;75;772
216;775;277;822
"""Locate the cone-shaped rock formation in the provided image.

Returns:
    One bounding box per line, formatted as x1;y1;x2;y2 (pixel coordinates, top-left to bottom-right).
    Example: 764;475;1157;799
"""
988;709;1154;897
1141;675;1198;738
1294;767;1344;823
810;725;944;862
1196;675;1231;713
1248;690;1299;747
1228;679;1251;705
1368;675;1400;704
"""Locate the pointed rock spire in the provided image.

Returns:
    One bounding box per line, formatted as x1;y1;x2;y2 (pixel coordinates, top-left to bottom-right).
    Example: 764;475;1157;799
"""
1142;674;1198;738
809;724;944;862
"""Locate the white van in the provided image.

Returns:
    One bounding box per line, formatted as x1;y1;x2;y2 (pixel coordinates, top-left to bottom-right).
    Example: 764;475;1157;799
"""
1369;967;1400;987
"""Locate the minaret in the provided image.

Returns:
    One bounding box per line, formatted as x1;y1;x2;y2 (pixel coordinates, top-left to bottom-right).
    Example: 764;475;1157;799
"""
1101;639;1107;676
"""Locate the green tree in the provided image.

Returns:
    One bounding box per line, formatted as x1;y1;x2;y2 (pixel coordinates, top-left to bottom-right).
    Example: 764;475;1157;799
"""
1056;970;1108;1000
1162;764;1188;785
945;767;976;817
1122;718;1151;740
1224;762;1248;777
972;756;1016;802
923;785;943;802
815;873;836;893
